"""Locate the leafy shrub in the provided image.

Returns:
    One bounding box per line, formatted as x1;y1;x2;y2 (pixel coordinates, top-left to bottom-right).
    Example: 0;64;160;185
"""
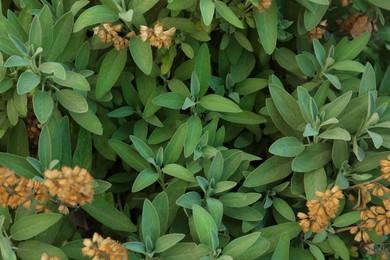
0;0;389;259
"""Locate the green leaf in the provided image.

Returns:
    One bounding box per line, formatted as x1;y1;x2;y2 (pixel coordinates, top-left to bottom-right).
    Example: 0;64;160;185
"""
269;84;305;130
82;196;137;232
271;233;290;260
259;222;301;255
133;0;160;13
32;91;53;124
0;153;39;178
354;151;389;173
224;206;263;221
331;60;365;72
96;48;127;98
308;0;329;4
47;12;74;61
359;63;376;96
184;116;202;158
73;5;118;32
368;0;390;10
130;135;154;160
223;232;260;258
333;211;361;228
324;73;341;89
29;16;42;49
322;91;352;121
176;191;203;209
109;139;150;171
208;151;223;182
17;71;40;94
69;109;103;135
0;234;16;260
132;168;159;192
273;198;295;221
319;127;351;141
159;243;210;259
335;33;370;61
130;36;153;75
163;164;195;182
235;78;268;95
219;192;261;208
195;43;211;97
193;205;219;248
313;40;326;66
309;244;325;260
219;111;266;125
10;213;62;241
328;235;350;260
200;0;215;26
39;62;66;80
4;55;29;67
199;94;241;113
269;137;305;157
304;167;327;200
304;3;328;31
244;156;293;187
52;70;90;91
17;241;68;260
253;1;277;54
56;89;88;113
292;143;332;172
142;199;160;244
215;0;243;28
155;233;185;253
167;0;196;10
153;92;186;109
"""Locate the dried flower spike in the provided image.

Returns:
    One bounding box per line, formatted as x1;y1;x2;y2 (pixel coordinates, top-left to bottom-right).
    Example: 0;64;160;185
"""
41;253;62;260
298;185;343;233
140;22;176;49
44;166;94;210
82;232;128;260
258;0;272;13
309;20;327;42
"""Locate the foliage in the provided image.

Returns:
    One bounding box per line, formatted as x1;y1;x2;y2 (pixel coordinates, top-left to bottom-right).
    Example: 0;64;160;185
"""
0;0;390;259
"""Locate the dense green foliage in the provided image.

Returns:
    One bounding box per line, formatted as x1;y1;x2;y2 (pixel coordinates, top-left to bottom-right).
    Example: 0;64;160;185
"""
0;0;390;259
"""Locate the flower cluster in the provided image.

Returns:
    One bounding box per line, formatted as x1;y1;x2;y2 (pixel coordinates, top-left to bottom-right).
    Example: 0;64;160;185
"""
82;232;128;260
140;22;176;49
350;199;390;244
0;167;49;211
380;154;390;181
41;253;62;260
337;12;374;38
309;20;327;42
93;23;135;51
298;185;343;233
341;0;349;7
258;0;272;13
44;166;94;214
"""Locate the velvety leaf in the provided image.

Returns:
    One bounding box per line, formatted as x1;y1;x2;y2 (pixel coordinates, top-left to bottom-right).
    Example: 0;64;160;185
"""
253;1;277;54
328;235;350;260
17;241;68;260
56;89;88;113
223;232;260;258
155;234;185;253
215;0;243;29
69;109;103;135
10;213;62;241
142;199;160;244
73;5;118;32
292;143;332;172
273;198;295;222
82;197;137;232
193;205;219;248
195;44;211;97
199;94;241;113
304;167;327;200
130;36;153;75
17;71;40;94
163;164;196;182
269;137;305;157
96;48;127;98
333;211;361;227
244;156;293;187
52;70;90;91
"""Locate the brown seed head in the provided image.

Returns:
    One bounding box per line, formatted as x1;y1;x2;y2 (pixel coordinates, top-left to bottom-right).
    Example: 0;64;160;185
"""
82;232;128;260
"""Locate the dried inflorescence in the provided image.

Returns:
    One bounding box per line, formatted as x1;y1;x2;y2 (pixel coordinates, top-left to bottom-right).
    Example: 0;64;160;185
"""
93;23;135;51
41;253;62;260
140;22;176;49
258;0;272;13
0;167;49;211
82;232;128;260
298;185;343;233
44;166;94;214
309;20;327;42
337;12;374;38
341;0;349;7
380;154;390;181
